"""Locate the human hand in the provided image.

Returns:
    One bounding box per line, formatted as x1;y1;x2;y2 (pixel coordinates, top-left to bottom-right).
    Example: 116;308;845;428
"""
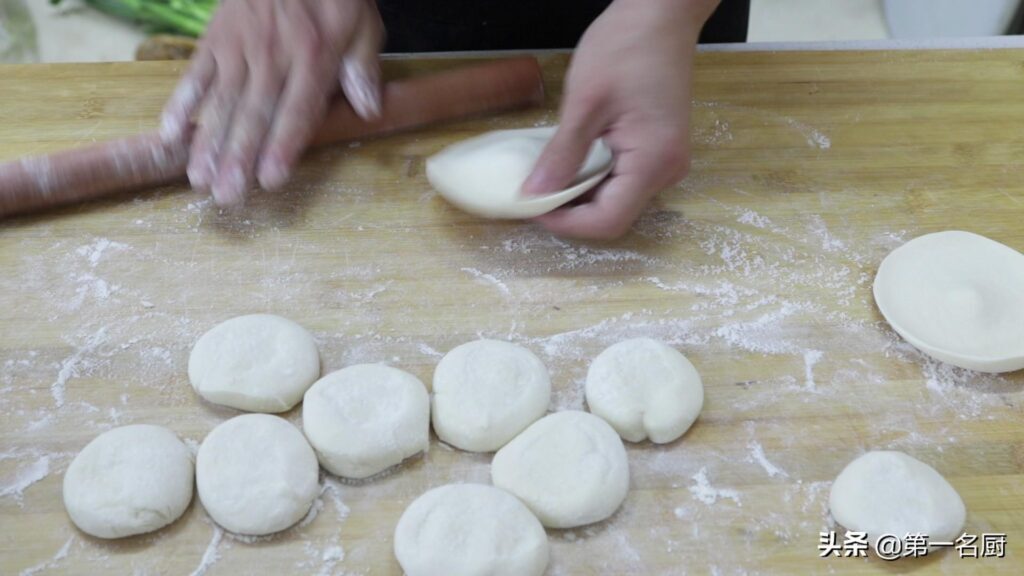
160;0;384;206
522;0;719;240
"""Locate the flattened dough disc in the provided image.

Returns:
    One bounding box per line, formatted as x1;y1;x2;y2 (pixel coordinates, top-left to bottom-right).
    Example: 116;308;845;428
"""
873;230;1024;372
426;126;613;219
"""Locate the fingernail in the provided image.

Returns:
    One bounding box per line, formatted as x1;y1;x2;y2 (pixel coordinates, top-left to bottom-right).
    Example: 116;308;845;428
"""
187;154;214;190
187;162;207;190
213;166;246;206
343;64;381;121
356;78;381;119
258;158;288;191
160;113;182;142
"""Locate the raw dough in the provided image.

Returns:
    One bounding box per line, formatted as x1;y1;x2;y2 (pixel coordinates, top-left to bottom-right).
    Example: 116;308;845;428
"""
585;338;704;443
188;314;321;412
432;339;551;452
196;414;319;535
491;410;629;528
63;425;194;539
394;483;549;576
303;364;430;479
829;451;966;551
426;126;614;219
873;230;1024;372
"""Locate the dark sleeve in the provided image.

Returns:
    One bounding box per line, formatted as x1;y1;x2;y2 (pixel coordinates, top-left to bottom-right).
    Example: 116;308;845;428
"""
700;0;750;44
379;0;749;53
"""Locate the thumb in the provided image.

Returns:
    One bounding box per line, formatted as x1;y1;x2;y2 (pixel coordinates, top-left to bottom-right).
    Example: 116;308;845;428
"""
522;109;607;197
339;9;384;121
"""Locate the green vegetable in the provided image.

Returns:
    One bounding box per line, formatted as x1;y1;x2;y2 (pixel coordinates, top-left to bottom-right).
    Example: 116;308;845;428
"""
49;0;219;37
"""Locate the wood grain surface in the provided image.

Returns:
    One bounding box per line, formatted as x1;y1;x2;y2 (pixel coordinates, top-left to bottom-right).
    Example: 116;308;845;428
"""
1;50;1022;575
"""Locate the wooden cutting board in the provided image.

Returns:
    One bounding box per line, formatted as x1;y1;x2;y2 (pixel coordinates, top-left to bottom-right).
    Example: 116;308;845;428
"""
1;50;1022;575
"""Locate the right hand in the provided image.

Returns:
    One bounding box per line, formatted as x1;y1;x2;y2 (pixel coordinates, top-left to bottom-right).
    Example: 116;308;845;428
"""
160;0;384;207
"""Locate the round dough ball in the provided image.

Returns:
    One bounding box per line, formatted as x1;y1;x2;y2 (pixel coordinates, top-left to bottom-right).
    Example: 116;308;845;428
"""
394;483;549;576
426;126;614;219
303;364;430;479
829;451;966;550
63;425;194;539
196;414;319;535
585;338;704;444
491;410;629;528
188;314;321;412
432;339;551;453
873;230;1024;372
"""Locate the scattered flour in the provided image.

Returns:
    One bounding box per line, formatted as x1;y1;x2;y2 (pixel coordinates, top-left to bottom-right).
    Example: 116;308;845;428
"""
0;455;50;502
689;467;742;506
694;100;832;150
188;523;224;576
76;238;129;268
2;138;1020;575
460;267;512;297
51;327;109;408
18;537;74;576
746;441;789;479
736;209;774;229
802;349;824;391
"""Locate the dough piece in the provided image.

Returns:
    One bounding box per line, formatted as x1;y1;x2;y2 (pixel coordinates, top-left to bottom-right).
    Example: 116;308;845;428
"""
303;364;430;479
196;414;319;535
873;230;1024;372
491;410;629;528
394;483;549;576
829;451;966;551
63;425;194;539
432;339;551;452
426;126;614;219
585;338;704;443
188;314;321;412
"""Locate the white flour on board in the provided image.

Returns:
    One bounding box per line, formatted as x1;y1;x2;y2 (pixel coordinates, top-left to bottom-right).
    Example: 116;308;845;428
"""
76;238;128;268
0;454;50;503
802;349;824;391
3;207;1016;574
460;267;512;297
17;537;75;576
746;440;789;479
694;100;831;150
688;466;742;506
189;523;224;576
2;121;1021;575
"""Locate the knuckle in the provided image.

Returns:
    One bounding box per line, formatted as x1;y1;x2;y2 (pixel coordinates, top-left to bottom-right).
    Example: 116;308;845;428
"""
298;33;323;59
569;90;605;120
588;213;633;241
603;219;634;240
253;36;277;63
653;133;691;181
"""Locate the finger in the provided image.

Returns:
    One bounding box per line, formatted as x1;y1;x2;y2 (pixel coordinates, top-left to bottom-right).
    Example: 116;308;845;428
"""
313;0;362;54
208;4;283;206
255;65;330;191
521;95;609;197
339;5;384;120
254;1;334;191
160;49;215;142
532;175;649;240
211;62;283;206
186;52;247;193
532;145;671;240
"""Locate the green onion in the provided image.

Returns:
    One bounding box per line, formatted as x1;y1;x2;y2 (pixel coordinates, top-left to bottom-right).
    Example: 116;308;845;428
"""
49;0;218;37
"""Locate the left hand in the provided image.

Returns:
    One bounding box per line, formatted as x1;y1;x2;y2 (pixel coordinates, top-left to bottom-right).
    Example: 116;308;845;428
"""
159;0;384;207
521;0;719;240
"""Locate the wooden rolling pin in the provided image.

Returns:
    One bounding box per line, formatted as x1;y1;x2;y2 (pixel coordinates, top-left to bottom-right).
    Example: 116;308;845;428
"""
0;57;545;219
